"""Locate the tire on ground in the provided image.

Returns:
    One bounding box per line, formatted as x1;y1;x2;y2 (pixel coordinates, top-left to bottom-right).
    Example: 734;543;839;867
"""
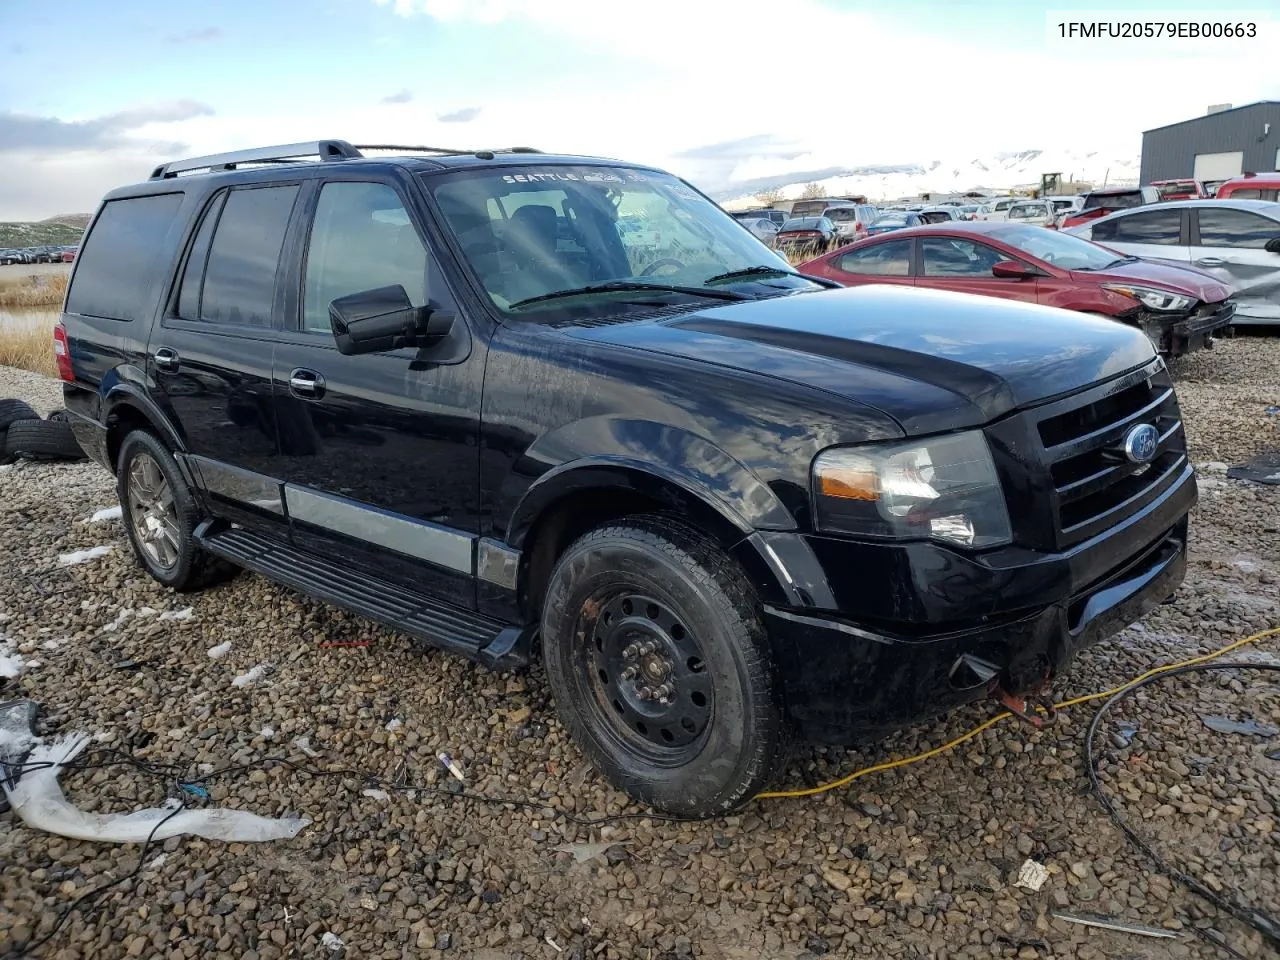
2;417;86;461
0;398;38;433
116;429;237;592
541;514;788;817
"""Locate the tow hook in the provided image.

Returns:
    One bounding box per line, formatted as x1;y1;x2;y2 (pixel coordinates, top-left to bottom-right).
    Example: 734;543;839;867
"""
990;684;1057;729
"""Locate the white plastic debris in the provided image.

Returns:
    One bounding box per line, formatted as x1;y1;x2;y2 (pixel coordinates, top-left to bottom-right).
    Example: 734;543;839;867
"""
85;505;123;523
1;732;309;844
159;607;194;622
361;788;390;802
1014;859;1050;892
292;736;321;758
321;932;345;951
232;663;271;687
207;641;233;660
385;718;403;732
58;545;112;566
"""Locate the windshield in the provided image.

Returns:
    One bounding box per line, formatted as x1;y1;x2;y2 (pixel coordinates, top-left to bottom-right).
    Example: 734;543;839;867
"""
1082;190;1143;212
1008;204;1046;220
825;207;859;221
428;165;817;313
998;224;1126;270
781;217;825;231
1155;181;1195;198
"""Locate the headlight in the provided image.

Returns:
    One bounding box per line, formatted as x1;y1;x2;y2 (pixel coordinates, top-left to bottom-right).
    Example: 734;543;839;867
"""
811;431;1011;548
1102;283;1194;313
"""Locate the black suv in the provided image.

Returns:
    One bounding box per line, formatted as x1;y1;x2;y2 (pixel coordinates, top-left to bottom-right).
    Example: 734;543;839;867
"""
59;141;1195;816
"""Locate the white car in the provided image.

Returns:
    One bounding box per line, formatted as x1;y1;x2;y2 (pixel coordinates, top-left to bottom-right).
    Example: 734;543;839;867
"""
1046;195;1084;227
738;217;781;243
1006;199;1057;228
979;197;1020;221
1065;198;1280;324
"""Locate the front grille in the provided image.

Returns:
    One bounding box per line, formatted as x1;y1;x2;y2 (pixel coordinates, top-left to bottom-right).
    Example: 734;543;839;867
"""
1031;359;1187;549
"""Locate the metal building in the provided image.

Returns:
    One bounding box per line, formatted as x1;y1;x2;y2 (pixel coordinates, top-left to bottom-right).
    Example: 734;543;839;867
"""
1140;101;1280;187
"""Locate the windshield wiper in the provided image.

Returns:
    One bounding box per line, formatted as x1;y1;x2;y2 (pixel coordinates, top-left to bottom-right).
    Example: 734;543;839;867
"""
705;264;842;290
508;281;749;310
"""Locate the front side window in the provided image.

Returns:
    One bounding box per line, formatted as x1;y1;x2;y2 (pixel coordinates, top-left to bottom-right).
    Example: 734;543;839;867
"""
836;239;911;276
194;185;299;327
1094;208;1181;245
1197;209;1279;249
429;166;815;313
303;182;429;333
921;238;1007;277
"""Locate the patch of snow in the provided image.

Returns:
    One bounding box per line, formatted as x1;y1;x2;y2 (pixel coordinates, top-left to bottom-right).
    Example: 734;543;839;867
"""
138;607;158;618
321;932;345;952
361;788;390;801
40;638;67;651
85;505;123;523
25;660;41;669
385;718;403;732
292;736;320;758
1234;558;1259;573
101;608;134;633
145;853;169;871
0;464;13;473
58;545;112;566
159;607;194;622
207;641;232;660
0;638;25;679
1196;461;1229;474
260;726;275;739
231;663;272;687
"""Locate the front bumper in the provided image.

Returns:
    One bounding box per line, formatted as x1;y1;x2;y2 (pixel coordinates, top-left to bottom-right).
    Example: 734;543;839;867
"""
1140;300;1235;358
762;465;1195;744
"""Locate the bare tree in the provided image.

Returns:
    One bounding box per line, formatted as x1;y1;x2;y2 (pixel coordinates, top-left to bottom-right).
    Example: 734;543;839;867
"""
800;182;828;199
754;187;783;205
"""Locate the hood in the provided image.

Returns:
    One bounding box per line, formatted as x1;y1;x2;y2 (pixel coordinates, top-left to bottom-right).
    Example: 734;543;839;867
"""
567;285;1155;435
1072;257;1233;302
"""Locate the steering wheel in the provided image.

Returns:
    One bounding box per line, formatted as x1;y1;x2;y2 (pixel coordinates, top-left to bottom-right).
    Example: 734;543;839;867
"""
640;258;686;277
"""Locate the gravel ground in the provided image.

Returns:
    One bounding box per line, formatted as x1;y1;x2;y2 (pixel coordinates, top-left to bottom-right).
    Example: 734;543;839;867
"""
1;337;1278;960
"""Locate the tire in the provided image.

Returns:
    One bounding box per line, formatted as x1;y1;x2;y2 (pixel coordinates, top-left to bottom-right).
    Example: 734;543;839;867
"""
541;515;788;817
3;417;85;461
116;430;234;591
0;399;37;433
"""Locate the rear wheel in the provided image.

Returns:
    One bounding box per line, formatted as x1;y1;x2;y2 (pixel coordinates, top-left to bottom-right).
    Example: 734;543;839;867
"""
117;430;234;591
542;515;787;817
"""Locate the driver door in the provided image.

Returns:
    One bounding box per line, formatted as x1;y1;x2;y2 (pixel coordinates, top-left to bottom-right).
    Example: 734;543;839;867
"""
915;237;1037;304
270;177;485;607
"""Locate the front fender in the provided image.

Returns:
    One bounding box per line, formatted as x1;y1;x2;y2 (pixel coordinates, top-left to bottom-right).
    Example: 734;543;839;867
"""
503;418;797;548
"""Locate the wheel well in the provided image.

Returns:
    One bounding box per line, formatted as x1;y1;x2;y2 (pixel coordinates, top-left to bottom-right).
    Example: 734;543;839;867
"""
105;405;160;473
518;482;746;622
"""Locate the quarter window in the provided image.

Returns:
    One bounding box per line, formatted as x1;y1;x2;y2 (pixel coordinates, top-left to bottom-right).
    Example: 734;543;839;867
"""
303;182;430;333
836;239;911;276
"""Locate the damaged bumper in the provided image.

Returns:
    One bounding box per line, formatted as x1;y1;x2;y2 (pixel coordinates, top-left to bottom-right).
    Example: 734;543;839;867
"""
1138;300;1235;358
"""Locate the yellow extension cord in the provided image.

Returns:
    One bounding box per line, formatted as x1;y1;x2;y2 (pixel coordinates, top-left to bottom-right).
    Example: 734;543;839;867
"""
756;625;1280;800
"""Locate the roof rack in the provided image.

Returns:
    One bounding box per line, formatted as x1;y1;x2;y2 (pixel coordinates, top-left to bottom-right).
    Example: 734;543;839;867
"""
150;140;363;179
149;141;546;179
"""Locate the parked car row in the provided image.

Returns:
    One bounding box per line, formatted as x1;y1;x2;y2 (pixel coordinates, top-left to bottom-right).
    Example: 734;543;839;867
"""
0;244;78;265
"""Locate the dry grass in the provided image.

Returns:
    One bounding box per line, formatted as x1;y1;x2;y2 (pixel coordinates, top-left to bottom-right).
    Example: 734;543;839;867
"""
0;323;57;377
0;272;68;309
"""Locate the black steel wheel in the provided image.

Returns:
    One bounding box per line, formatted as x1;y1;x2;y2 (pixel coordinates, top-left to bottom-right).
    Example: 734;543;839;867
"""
542;515;788;817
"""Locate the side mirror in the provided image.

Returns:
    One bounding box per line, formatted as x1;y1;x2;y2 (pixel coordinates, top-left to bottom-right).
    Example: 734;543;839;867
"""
329;285;455;356
1265;237;1280;255
992;260;1038;280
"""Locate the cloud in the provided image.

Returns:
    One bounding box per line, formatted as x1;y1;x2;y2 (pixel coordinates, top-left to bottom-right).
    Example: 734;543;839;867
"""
675;135;806;163
381;89;414;105
0;100;214;154
437;106;481;123
166;27;223;44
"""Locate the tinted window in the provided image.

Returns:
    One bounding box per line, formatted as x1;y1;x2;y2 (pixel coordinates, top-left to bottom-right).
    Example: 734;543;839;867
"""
65;193;184;321
303;182;429;333
177;192;226;321
1197;209;1280;249
837;239;911;276
1229;188;1262;200
199;185;299;327
1094;208;1181;245
782;217;825;231
1082;190;1144;212
921;238;1006;277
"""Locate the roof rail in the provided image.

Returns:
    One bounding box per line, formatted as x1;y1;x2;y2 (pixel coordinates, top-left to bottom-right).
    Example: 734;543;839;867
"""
353;144;543;157
149;140;363;179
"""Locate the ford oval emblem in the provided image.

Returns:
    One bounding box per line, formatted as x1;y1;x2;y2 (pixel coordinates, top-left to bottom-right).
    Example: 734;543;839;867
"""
1123;423;1160;464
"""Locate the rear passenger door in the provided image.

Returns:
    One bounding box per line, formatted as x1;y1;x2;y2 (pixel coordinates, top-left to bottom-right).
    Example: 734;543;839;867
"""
271;176;484;608
1189;207;1280;322
822;238;915;288
150;182;302;530
1090;207;1190;267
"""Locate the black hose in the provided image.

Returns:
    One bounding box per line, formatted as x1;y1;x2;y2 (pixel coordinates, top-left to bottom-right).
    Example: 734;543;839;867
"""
1085;661;1280;953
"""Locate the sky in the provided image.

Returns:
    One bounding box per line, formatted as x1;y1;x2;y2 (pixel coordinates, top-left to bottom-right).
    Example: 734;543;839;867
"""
1;0;1278;219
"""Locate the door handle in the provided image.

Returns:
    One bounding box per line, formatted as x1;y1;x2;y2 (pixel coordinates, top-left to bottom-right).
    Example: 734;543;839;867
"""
1194;257;1226;267
153;347;180;372
288;368;325;399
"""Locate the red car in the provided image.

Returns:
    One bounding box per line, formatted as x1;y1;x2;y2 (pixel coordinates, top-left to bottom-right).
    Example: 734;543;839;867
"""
1214;172;1280;201
1060;185;1160;230
798;222;1235;357
60;247;78;263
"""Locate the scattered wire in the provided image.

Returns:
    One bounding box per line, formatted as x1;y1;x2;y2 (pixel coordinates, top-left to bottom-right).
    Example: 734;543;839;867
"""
1084;660;1280;953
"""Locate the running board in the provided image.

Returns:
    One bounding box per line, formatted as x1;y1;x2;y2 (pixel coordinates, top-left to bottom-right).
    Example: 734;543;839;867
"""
195;524;531;671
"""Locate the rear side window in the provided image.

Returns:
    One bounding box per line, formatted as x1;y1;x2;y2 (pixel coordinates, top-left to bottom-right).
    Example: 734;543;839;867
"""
1197;209;1279;248
185;185;299;328
65;193;184;321
837;239;911;276
1093;208;1181;245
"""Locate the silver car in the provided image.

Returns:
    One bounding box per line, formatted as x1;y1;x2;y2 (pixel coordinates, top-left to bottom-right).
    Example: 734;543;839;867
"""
1065;198;1280;324
738;217;781;243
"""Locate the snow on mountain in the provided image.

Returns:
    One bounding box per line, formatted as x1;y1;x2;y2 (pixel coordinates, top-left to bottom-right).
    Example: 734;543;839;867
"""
715;146;1140;205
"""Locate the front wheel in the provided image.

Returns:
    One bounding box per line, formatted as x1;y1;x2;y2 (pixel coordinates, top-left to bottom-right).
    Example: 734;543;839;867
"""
542;516;788;817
